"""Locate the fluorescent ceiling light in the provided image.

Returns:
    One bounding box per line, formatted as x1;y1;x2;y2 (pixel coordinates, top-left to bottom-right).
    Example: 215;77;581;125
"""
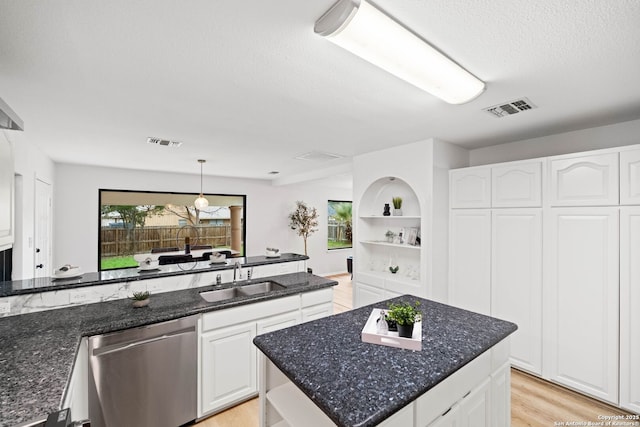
314;0;485;104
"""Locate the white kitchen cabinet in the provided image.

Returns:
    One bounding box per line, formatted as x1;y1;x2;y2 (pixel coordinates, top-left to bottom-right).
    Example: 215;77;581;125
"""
256;311;300;335
620;149;640;205
491;209;542;374
62;338;89;423
549;152;619;206
0;134;14;251
491;161;542;207
301;303;333;322
448;209;491;315
450;167;491;208
427;405;460;427
458;378;491;427
200;322;257;415
544;207;619;403
354;281;385;307
620;207;640;413
491;363;511;427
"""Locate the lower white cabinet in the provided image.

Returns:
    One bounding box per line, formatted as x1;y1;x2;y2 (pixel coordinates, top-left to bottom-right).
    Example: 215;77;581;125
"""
544;207;619;404
199;290;333;417
62;337;89;423
491;209;542;375
200;322;258;414
448;209;491;316
620;207;640;413
355;281;385;307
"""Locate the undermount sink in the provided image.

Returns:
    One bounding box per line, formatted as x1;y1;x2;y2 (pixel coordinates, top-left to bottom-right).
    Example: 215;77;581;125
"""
200;281;286;303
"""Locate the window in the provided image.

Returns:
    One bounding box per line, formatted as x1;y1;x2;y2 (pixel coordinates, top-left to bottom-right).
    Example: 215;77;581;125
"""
328;200;352;250
99;189;246;270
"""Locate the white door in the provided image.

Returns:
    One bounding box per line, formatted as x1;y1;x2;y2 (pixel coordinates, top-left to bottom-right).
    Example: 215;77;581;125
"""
200;322;257;416
544;207;619;403
620;149;640;205
449;210;491;315
620;206;640;413
549;152;619;206
491;209;542;374
34;178;52;278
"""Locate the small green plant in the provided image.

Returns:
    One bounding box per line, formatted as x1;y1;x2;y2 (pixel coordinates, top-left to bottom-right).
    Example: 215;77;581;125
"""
385;230;396;238
389;265;399;274
130;291;150;301
387;300;421;326
392;197;403;209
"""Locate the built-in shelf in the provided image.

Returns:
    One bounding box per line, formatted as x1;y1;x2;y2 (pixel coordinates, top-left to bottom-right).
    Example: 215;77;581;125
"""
360;215;421;220
360;240;421;250
266;382;334;427
358;270;420;285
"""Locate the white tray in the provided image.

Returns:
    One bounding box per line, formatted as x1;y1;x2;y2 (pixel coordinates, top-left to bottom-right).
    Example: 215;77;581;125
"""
361;308;422;351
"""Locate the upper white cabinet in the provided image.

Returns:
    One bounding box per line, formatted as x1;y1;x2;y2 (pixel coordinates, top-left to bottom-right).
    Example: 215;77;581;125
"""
544;207;619;404
0;134;14;251
620;149;640;205
450;168;491;208
549;153;619;206
491;161;542;207
620;207;640;413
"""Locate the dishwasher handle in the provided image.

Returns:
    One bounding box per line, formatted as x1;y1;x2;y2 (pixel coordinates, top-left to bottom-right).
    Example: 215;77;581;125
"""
92;328;194;358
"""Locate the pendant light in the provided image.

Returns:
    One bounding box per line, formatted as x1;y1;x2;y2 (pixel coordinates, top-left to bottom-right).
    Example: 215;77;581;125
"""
194;159;209;210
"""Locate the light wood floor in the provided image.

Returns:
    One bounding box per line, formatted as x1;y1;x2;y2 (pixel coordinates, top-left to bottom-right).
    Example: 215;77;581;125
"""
197;274;631;427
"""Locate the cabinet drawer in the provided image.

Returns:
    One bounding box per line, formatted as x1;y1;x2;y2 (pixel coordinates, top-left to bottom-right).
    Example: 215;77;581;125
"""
549;152;619;206
356;271;385;288
491;161;542;207
301;288;333;307
202;295;299;331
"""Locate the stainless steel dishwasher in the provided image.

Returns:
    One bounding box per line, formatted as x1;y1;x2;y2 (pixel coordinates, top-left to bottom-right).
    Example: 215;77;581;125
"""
88;316;197;427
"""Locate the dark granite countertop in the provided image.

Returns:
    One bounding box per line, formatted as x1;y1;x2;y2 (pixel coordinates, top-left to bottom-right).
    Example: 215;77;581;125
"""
0;253;308;297
253;295;517;427
0;271;335;427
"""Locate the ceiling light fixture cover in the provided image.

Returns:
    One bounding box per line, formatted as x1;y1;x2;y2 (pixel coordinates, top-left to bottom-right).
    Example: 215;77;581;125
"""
314;0;485;104
194;159;209;210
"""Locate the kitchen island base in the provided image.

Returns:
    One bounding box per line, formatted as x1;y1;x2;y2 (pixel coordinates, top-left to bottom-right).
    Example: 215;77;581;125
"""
259;338;511;427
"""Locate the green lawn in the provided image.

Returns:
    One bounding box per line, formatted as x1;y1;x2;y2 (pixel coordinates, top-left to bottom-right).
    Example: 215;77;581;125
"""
328;240;352;250
101;256;137;270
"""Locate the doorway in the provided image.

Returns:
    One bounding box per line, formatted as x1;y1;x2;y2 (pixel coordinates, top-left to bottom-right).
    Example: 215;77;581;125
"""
34;178;52;278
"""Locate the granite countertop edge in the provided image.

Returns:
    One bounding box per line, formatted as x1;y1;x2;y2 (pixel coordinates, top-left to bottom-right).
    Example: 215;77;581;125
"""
0;253;309;297
253;295;518;427
0;271;335;427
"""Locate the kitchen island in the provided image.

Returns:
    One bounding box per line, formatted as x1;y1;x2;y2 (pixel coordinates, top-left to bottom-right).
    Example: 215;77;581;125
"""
253;295;517;427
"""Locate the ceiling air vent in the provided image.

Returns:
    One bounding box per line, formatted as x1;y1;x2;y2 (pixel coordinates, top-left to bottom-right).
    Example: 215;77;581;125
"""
294;151;343;161
147;137;182;147
483;97;537;118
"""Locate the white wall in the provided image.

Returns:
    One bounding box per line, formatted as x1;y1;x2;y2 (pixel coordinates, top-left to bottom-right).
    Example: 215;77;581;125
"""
6;131;55;279
470;118;640;166
54;164;352;277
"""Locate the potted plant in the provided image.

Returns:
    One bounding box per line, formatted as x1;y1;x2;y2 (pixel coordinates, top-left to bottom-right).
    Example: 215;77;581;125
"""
392;197;403;216
389;265;399;274
385;230;396;243
387;300;421;338
130;291;150;308
288;201;319;257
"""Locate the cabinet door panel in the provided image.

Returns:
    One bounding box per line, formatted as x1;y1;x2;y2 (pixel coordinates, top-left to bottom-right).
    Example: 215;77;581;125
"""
0;135;14;249
459;378;491;427
354;282;385;308
620;207;640;413
491;364;511;427
491;210;542;374
450;168;491;208
449;210;491;315
256;311;300;335
200;322;257;415
491;161;542;207
544;208;619;403
550;153;618;206
620;149;640;205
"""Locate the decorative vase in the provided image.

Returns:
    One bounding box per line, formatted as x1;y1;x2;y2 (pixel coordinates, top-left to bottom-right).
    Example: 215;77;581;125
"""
393;208;403;216
383;204;391;216
132;299;149;308
397;323;414;338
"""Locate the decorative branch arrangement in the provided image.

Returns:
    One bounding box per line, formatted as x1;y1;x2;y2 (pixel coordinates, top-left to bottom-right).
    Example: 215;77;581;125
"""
288;201;319;256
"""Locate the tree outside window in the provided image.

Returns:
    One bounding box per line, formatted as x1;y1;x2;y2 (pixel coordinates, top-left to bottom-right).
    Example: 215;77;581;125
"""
328;200;352;250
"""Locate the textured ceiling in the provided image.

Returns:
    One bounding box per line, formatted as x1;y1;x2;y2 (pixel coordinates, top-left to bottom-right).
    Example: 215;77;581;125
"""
1;0;639;185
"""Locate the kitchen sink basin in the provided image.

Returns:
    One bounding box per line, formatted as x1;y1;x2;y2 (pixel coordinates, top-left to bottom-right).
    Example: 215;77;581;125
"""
199;281;286;303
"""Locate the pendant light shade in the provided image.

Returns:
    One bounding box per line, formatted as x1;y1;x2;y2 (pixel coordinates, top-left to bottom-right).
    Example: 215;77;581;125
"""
314;0;485;104
194;159;209;210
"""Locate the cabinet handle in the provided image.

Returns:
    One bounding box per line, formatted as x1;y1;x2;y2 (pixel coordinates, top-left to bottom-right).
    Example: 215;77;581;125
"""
36;264;43;269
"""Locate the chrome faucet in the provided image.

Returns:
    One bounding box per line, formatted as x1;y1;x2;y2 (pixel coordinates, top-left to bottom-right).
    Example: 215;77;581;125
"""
233;261;242;283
